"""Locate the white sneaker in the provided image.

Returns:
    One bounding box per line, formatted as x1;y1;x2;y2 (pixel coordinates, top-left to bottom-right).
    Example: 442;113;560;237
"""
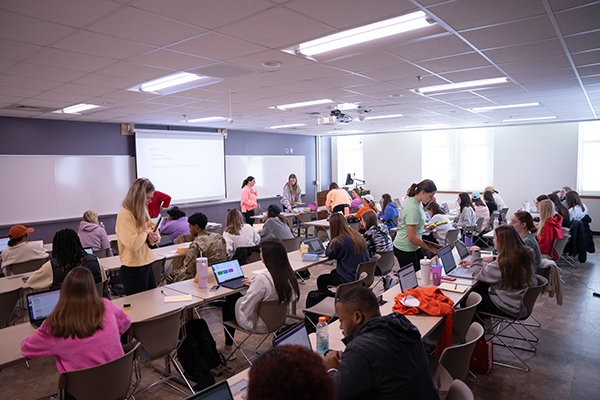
220;347;237;361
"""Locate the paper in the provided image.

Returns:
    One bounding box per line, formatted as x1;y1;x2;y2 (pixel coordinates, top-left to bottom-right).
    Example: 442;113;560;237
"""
438;283;468;293
400;295;420;308
163;294;193;303
251;268;268;275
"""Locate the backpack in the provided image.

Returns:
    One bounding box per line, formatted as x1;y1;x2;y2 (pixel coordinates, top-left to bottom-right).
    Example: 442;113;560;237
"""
177;318;225;391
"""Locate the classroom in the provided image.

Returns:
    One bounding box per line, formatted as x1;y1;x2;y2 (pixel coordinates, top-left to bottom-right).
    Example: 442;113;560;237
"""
1;1;600;399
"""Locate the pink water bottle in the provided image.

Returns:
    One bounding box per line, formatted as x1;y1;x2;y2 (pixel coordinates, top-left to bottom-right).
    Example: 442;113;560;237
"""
432;263;442;286
196;252;208;288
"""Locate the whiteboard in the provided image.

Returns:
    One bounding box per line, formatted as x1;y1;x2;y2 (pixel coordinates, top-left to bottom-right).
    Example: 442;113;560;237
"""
226;156;306;201
0;155;135;226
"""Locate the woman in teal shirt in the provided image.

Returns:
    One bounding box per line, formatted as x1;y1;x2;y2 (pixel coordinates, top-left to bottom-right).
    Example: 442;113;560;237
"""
393;179;438;271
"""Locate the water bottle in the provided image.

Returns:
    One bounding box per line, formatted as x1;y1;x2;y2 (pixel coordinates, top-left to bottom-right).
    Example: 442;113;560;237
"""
465;231;473;247
316;316;329;354
196;254;208;288
420;257;431;286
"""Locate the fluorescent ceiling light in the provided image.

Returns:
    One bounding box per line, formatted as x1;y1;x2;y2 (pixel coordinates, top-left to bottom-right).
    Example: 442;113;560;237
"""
469;102;539;112
290;11;433;56
416;77;509;94
60;104;100;114
404;124;449;129
187;116;227;123
326;130;363;134
274;99;333;110
268;123;306;129
140;72;203;93
502;116;556;122
365;114;404;120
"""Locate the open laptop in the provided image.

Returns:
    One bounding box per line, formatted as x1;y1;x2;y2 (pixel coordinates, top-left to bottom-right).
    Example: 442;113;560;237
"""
83;247;94;255
184;380;234;400
274;322;312;350
0;237;9;254
303;237;326;256
27;289;61;329
441;203;450;213
212;259;247;289
453;240;469;259
397;263;419;292
438;245;474;279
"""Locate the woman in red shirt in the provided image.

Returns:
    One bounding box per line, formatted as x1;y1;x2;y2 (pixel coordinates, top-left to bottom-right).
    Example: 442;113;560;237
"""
536;199;564;259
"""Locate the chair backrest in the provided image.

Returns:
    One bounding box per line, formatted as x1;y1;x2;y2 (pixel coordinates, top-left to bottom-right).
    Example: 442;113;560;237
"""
131;308;183;360
93;248;110;258
348;222;360;232
475;217;484;233
0;287;21;328
151;257;166;286
445;379;474;400
452;292;482;344
334;276;365;304
282;236;301;253
10;257;48;275
95;279;109;299
439;322;484;381
256;300;288;333
205;224;222;234
393;215;399;227
283;214;296;227
375;250;395;275
522;275;548;318
355;254;380;288
552;236;570;258
297;213;312;223
208;257;228;266
445;229;460;247
57;341;141;400
247;251;262;264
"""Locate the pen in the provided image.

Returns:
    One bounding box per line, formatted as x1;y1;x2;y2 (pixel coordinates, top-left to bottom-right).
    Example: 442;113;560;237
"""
161;290;168;296
454;284;457;290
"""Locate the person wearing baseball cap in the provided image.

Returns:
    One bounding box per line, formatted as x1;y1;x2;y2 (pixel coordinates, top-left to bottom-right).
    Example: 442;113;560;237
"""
1;224;47;276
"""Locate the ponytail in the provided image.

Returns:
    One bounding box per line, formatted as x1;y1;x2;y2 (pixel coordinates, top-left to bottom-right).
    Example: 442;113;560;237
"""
407;179;437;197
242;176;255;189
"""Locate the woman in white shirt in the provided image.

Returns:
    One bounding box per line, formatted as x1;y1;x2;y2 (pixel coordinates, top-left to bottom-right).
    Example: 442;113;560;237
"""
454;192;477;229
565;191;588;221
222;208;260;259
1;224;47;276
425;202;453;245
220;237;300;361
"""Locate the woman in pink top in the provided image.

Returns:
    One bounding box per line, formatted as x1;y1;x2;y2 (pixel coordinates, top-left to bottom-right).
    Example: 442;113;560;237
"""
21;267;131;375
241;176;259;226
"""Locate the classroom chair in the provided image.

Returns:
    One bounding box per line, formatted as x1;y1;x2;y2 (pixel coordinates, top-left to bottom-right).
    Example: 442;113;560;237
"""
151;257;166;287
0;287;21;328
429;322;484;382
348;221;360;232
94;279;110;299
92;248;111;258
553;236;574;268
355;254;381;288
282;236;301;252
295;213;312;237
8;257;48;275
445;229;460;247
57;341;141;400
445;379;475;400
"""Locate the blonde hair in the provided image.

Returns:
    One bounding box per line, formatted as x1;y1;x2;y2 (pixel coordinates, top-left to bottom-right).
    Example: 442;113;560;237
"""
537;199;555;239
122;178;154;229
225;209;244;235
78;210;99;233
284;174;299;196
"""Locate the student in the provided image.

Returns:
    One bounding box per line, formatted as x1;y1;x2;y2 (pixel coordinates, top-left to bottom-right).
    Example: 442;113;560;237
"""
77;210;113;256
393;180;438;270
147;190;171;218
565;191;588;221
349;188;363;212
1;224;47;276
115;178;160;295
248;345;336;400
326;182;352;214
483;190;498;215
220;238;300;360
362;210;393;258
166;212;226;283
317;213;370;295
547;193;571;228
472;192;490;231
259;204;294;241
241;176;259;225
425;202;453;245
354;194;377;232
535;194;549;209
21;267;131;374
378;193;399;229
536;200;564;260
462;226;537;319
484;186;506;209
159;206;190;243
323;287;439;400
510;211;543;270
454;192;476;229
223;208;260;259
27;229;104;291
281;173;302;212
558;186;572;205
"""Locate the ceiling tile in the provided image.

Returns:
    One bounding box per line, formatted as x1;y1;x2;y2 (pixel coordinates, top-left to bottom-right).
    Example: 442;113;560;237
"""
95;61;174;80
144;96;197;106
483;39;566;65
440;66;505;82
217;7;334;48
564;30;600;53
460;16;557;50
3;62;87;83
578;64;600;77
547;0;597;12
25;48;117;72
512;68;577;84
500;55;572;75
233;72;302;87
167;33;266;61
278;64;345;80
324;50;405;73
554;2;600;36
387;34;474;62
312;74;376;88
416;52;490;74
0;59;16;73
361;63;431;82
128;50;214;71
572;49;600;66
52;83;115;96
0;11;77;46
71;73;145;89
53;31;156;59
0;38;43;62
228;49;314;71
0;75;62;91
33;91;97;103
0;85;44;98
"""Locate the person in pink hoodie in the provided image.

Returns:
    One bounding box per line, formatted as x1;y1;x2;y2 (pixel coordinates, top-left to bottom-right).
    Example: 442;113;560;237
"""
77;210;113;256
21;267;130;374
536;199;564;260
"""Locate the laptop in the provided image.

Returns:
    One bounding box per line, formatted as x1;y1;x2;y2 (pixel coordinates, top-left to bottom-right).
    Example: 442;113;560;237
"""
438;245;474;279
27;289;61;329
0;237;9;253
212;259;247;289
303;237;326;256
184;380;234;400
453;240;469;259
397;263;419;293
83;247;94;255
273;322;312;350
441;203;450;213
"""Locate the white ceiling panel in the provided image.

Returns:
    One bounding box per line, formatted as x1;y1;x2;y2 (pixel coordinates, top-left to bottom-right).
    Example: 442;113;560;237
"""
0;75;62;91
361;63;432;82
325;50;405;73
460;16;557;50
167;33;266;61
0;39;43;62
24;48;117;72
554;2;600;36
571;49;600;66
71;74;145;90
128;50;214;71
95;61;174;80
311;74;377;88
483;39;566;65
564;30;600;53
578;64;600;77
0;59;16;73
53;31;156;59
2;62;87;83
51;83;116;97
0;86;45;98
500;56;572;75
417;52;491;74
33;91;95;103
0;11;76;46
387;34;474;62
547;0;596;12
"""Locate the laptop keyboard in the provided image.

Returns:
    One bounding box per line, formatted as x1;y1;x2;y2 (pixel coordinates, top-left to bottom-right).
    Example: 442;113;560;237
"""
222;277;246;289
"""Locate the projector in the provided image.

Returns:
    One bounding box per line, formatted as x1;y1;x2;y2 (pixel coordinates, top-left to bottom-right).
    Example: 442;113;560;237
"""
317;109;352;125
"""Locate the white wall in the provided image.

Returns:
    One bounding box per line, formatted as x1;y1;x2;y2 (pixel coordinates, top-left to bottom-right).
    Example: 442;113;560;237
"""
361;122;599;230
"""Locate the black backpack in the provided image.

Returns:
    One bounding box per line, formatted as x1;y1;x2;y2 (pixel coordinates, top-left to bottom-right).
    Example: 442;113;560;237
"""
177;319;225;391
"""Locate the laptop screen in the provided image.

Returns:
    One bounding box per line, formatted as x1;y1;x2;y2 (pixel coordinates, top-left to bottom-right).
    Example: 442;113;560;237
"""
83;247;94;254
438;245;456;275
212;260;244;284
398;263;418;293
454;240;469;259
304;237;325;254
185;380;234;400
0;237;9;253
274;322;312;350
27;289;61;323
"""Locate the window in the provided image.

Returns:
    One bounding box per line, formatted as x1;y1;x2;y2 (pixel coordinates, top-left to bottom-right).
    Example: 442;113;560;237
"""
577;120;600;195
333;136;364;186
422;128;493;191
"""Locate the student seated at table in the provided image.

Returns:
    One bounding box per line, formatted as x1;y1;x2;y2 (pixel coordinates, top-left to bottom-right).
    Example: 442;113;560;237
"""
323;287;439;400
547;193;571;228
223;208;261;259
566;191;588;221
354;194;377;233
536;200;564;260
362;210;393;259
471;192;490;231
454;192;476;229
159;206;189;244
349;188;363;213
1;224;47;276
258;204;294;241
510;211;543;270
21;267;131;375
326;182;352;214
483;190;498;215
77;210;113;256
425;202;454;245
165;212;226;283
28;229;104;291
461;225;537;319
378;193;398;229
484;186;507;209
220;238;300;360
317;213;370;296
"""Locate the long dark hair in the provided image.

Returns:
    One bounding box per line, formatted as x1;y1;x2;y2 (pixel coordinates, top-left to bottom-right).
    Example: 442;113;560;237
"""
547;193;569;220
494;225;533;290
483;190;496;206
267;204;290;227
260;238;300;304
513;211;537;234
381;193;393;213
565;191;584;210
426;202;444;216
242;176;255;189
329;213;368;254
53;229;87;271
458;192;474;213
407;179;437;197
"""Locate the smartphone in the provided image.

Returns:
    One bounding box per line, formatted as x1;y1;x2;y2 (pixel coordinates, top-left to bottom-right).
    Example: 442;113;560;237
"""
441;276;456;281
209;285;221;292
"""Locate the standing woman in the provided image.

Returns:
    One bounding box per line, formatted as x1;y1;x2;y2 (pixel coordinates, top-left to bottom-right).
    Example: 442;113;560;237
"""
115;178;160;295
281;174;302;212
241;176;259;226
325;182;352;214
77;210;113;256
510;211;543;270
379;193;399;229
393;179;438;270
536;199;564;260
454;192;476;229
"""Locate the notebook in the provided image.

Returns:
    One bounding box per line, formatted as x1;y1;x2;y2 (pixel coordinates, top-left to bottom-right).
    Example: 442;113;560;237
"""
303;237;326;256
273;322;312;350
398;263;419;293
184;380;234;400
438;245;473;279
27;289;61;329
212;259;247;289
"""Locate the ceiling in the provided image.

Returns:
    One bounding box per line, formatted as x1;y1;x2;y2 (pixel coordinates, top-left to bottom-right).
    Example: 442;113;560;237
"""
0;0;599;136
